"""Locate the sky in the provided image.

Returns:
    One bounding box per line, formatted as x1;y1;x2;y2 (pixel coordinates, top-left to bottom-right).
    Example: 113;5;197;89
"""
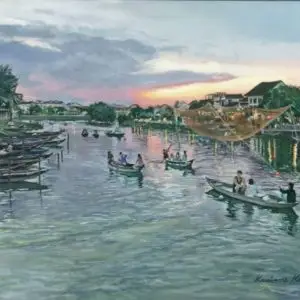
0;0;300;106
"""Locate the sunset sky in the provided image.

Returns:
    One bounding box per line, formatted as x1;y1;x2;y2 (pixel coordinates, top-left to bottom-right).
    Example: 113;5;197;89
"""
0;1;300;106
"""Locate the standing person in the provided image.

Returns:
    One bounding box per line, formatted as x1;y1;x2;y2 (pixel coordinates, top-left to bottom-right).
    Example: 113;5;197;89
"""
280;183;296;203
175;152;180;160
163;149;169;160
232;170;247;194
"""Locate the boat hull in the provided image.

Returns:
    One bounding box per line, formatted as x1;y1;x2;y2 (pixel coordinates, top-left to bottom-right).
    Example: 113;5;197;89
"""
165;159;194;170
108;161;143;177
0;168;49;183
105;131;125;138
206;177;298;209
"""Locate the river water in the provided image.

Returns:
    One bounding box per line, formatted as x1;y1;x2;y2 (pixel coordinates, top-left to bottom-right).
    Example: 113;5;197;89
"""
0;124;300;300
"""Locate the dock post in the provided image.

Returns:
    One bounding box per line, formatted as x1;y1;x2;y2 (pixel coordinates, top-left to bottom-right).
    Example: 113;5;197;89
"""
38;157;41;186
57;153;60;169
67;133;70;153
61;150;64;162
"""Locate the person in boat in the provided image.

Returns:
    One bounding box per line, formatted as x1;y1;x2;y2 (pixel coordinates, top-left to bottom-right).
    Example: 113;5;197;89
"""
93;130;99;137
107;151;114;163
7;144;13;152
135;153;144;168
163;149;169;160
170;153;174;160
280;182;296;203
175;152;180;160
182;150;188;161
246;178;259;197
118;152;128;165
233;170;247;194
82;128;88;136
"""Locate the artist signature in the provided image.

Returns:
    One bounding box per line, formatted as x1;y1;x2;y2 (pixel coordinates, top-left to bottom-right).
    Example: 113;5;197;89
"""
255;274;300;284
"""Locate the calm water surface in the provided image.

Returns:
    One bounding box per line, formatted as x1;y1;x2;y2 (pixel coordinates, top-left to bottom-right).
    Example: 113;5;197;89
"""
0;124;300;300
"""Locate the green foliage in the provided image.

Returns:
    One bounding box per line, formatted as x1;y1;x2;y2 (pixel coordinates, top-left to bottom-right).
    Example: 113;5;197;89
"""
47;106;56;115
55;106;66;115
259;85;300;116
29;104;43;115
87;102;116;122
130;105;144;119
189;100;212;110
0;64;22;120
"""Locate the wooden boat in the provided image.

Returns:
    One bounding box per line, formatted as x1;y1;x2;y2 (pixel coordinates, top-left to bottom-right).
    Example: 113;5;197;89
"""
165;159;194;170
82;129;88;137
105;130;125;138
0;168;49;183
108;161;143;176
0;152;53;168
206;177;298;209
0;147;48;158
43;137;66;147
0;181;48;192
105;113;125;138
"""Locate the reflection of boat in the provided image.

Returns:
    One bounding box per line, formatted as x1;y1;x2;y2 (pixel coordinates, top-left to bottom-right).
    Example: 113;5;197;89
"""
108;161;143;177
206;177;298;209
165;159;194;170
0;168;49;183
0;181;48;192
105;113;125;138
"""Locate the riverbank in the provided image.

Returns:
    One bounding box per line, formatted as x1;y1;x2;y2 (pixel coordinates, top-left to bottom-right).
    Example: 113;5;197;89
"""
20;115;89;121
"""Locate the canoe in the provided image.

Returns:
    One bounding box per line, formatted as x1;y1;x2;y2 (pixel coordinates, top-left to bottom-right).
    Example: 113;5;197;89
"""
43;138;66;147
108;161;143;176
206;177;298;209
0;168;49;183
165;159;194;170
105;130;125;138
0;181;48;192
0;152;53;168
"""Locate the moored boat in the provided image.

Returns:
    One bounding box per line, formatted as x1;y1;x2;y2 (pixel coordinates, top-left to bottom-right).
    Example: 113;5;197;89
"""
105;130;125;138
206;177;298;209
165;159;194;170
0;168;49;183
105;112;125;138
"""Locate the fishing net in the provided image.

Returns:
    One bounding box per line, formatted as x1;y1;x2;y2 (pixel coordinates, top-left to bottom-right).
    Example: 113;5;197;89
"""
176;104;290;142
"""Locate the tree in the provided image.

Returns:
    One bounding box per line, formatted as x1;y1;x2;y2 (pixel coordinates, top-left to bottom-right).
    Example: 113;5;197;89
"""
260;85;300;114
46;107;55;115
56;107;66;115
29;104;43;115
130;105;144;119
87;102;116;122
0;64;22;120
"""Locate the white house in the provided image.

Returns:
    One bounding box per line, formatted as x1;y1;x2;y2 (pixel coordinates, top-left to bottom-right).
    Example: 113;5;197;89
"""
245;80;285;107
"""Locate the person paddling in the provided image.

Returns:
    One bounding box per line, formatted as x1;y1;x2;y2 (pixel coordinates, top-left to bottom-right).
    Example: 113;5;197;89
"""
280;182;296;203
233;170;247;194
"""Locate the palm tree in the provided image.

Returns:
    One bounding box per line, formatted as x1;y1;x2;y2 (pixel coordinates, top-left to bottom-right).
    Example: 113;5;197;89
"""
0;64;22;121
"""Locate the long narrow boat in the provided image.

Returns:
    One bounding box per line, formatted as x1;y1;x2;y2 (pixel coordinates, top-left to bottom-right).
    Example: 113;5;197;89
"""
0;152;53;168
108;161;143;177
0;168;49;183
165;159;194;170
206;177;298;209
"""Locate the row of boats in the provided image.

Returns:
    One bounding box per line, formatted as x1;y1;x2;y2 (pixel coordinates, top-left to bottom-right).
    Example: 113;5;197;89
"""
0;123;66;184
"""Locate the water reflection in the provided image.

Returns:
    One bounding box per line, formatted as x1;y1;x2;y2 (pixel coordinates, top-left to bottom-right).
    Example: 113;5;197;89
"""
252;135;299;172
282;211;298;236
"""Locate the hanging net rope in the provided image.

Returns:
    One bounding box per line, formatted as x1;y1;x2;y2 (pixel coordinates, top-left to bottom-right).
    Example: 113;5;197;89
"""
176;104;291;142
